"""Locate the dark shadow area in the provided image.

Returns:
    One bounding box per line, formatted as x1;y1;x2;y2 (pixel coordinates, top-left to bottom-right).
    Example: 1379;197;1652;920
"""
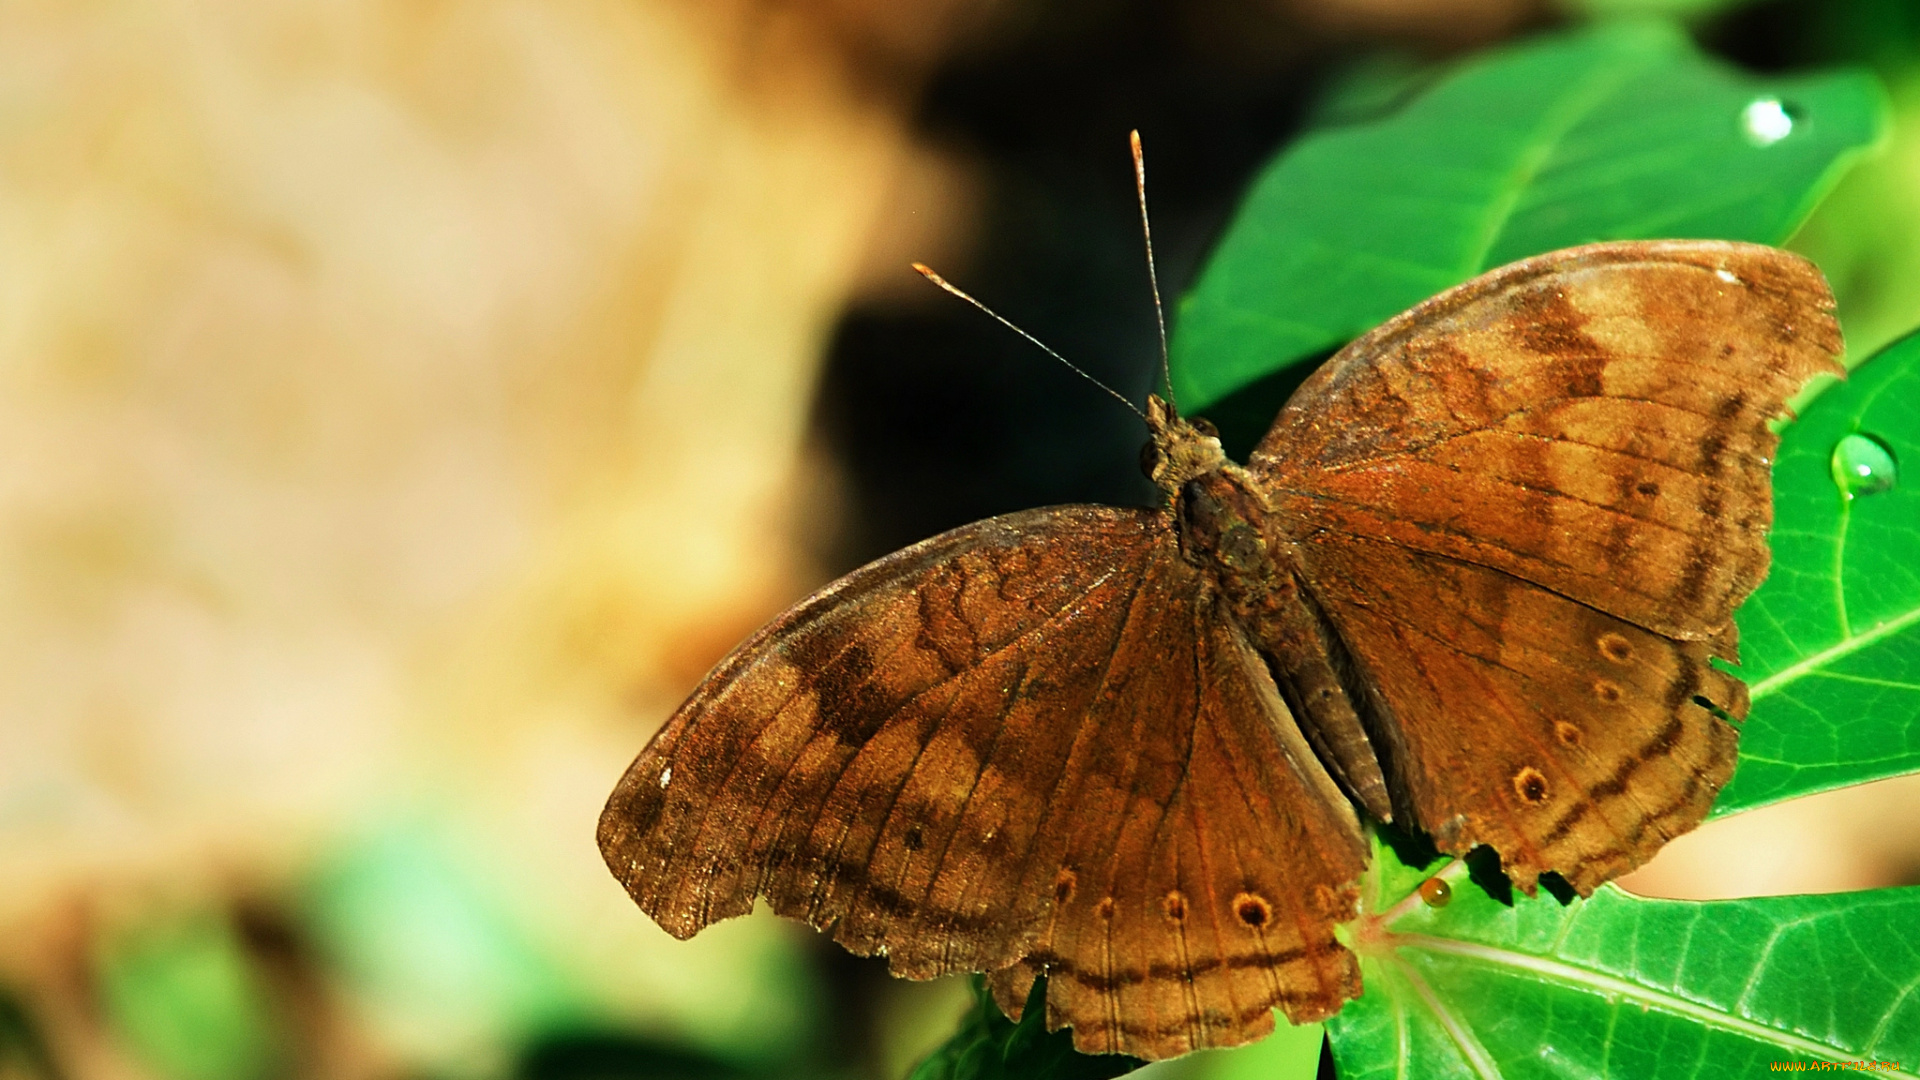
1708;0;1920;73
0;988;61;1080
1194;347;1338;462
813;937;894;1079
1464;846;1516;908
811;0;1340;571
1539;871;1579;907
1373;822;1445;879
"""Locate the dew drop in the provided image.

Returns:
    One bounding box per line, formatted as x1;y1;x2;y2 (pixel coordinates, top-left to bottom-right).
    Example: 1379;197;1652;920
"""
1831;433;1898;499
1418;877;1452;908
1742;97;1795;146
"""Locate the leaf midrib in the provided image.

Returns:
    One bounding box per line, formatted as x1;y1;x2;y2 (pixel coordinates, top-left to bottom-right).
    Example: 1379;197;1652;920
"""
1382;930;1909;1070
1749;604;1920;701
1457;39;1658;276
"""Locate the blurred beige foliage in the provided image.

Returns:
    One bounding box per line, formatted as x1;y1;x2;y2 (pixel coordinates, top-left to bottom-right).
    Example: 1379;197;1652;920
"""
0;0;985;1071
5;0;1917;1075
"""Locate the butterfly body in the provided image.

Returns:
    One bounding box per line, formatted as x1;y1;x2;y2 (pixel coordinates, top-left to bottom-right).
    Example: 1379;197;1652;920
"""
1160;408;1398;823
600;240;1843;1060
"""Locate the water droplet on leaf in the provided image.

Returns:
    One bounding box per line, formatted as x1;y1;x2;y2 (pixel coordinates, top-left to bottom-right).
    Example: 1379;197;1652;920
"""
1742;97;1796;145
1831;433;1898;499
1418;877;1452;908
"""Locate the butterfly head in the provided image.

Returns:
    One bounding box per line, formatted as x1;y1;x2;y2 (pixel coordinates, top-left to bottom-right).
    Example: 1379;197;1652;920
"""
1141;393;1227;497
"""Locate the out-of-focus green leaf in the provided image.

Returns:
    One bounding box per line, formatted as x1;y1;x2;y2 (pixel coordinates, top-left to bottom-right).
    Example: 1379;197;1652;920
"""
303;821;823;1072
1326;837;1920;1078
1558;0;1760;20
1716;328;1920;816
1182;1019;1323;1080
94;910;282;1080
1171;20;1885;411
1792;73;1920;363
301;825;587;1066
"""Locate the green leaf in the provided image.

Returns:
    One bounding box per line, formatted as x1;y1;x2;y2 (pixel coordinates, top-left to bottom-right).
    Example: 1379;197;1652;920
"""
1171;21;1886;411
94;910;284;1080
1558;0;1763;21
1715;327;1920;816
1326;837;1920;1078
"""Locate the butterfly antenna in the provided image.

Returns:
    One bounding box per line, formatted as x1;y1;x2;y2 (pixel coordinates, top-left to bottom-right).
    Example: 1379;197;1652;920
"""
912;262;1148;421
1131;130;1172;403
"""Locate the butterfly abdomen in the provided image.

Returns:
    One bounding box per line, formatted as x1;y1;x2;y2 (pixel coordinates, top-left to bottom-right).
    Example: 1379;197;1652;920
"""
1176;465;1395;823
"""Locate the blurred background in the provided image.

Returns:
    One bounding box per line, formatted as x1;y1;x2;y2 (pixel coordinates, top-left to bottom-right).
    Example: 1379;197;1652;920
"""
4;1;1920;1078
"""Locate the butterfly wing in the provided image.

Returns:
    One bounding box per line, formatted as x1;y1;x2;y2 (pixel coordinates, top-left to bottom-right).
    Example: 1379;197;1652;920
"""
598;505;1368;1059
1250;240;1842;891
1282;535;1744;893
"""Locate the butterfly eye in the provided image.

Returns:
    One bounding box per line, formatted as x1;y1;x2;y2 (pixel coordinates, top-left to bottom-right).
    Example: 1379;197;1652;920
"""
1139;439;1162;479
1192;417;1219;439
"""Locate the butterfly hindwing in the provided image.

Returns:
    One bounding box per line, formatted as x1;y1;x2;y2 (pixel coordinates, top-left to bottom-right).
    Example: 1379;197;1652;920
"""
1293;534;1741;892
598;505;1369;1058
988;562;1366;1058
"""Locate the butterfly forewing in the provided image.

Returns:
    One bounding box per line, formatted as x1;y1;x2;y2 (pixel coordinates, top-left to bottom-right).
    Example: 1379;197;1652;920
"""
599;505;1368;1059
1255;241;1841;639
1253;240;1842;890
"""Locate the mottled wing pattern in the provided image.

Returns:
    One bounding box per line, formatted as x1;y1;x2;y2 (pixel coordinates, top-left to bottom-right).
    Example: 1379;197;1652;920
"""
1252;241;1842;892
598;506;1369;1060
1258;241;1842;638
986;579;1366;1058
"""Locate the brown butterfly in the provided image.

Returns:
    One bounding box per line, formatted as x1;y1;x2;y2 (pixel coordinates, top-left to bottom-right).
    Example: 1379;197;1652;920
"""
598;237;1841;1061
